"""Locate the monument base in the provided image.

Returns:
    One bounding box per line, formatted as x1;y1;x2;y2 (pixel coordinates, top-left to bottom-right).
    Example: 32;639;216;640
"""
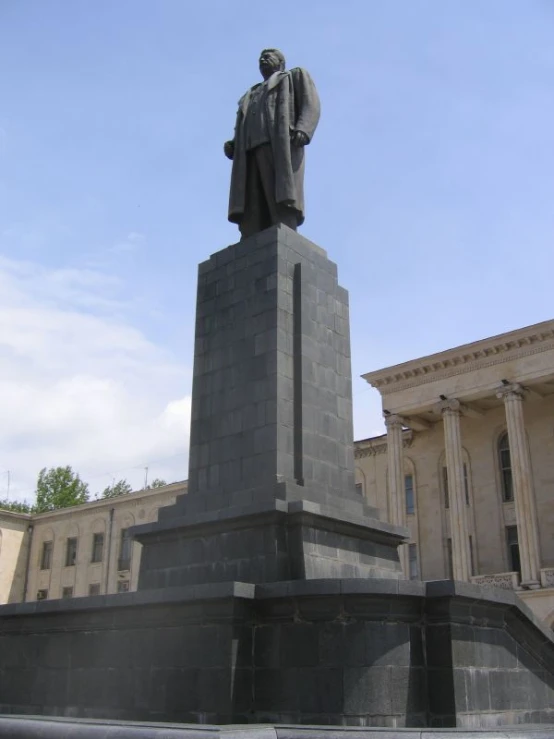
131;226;408;588
1;581;554;729
135;492;406;590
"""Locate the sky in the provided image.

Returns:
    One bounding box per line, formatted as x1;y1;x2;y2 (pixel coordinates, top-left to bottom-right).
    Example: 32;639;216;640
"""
1;1;553;503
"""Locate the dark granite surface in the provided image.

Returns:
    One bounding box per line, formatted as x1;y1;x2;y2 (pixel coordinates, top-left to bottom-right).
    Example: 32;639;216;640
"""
1;580;554;727
131;227;407;590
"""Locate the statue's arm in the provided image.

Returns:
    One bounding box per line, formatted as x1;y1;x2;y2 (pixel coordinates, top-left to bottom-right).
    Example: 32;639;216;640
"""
224;103;243;160
290;68;321;144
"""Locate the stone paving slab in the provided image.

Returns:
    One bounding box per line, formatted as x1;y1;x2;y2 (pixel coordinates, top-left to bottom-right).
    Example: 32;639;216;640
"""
0;717;553;739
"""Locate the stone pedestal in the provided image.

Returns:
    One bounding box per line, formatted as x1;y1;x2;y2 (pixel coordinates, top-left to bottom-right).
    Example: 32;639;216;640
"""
2;580;554;729
133;226;407;587
2;228;554;732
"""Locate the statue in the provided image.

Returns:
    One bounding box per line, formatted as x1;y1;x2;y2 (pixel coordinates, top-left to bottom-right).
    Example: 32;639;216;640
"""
224;49;321;239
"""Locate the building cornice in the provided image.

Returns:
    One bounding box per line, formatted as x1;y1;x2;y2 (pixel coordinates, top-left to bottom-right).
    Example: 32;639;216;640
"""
362;320;554;395
3;481;188;524
354;430;413;459
0;509;31;523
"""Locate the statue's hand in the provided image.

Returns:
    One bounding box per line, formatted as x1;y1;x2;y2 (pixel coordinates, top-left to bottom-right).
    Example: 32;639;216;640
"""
290;130;309;147
223;140;235;160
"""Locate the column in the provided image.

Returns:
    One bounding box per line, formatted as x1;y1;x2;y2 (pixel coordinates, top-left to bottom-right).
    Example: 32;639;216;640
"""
385;413;408;575
436;399;472;581
496;384;540;588
385;414;405;527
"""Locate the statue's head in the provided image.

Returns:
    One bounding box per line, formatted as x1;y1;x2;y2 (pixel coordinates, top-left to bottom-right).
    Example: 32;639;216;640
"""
259;49;286;80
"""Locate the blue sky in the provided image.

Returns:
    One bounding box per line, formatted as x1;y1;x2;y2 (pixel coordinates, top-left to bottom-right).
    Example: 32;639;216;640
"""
1;1;553;500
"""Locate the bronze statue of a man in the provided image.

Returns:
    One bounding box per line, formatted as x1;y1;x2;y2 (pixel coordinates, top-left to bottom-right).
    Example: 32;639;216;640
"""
224;49;320;239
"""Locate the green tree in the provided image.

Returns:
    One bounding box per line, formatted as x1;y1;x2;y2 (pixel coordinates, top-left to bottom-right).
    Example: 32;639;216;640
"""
35;466;89;513
149;478;167;489
101;479;133;499
0;498;33;514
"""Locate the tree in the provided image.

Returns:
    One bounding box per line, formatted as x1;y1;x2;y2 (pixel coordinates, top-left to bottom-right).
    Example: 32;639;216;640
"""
35;466;89;513
0;498;33;514
149;478;167;489
101;479;133;499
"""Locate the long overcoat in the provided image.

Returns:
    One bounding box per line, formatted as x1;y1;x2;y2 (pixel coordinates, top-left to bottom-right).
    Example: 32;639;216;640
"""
228;68;320;226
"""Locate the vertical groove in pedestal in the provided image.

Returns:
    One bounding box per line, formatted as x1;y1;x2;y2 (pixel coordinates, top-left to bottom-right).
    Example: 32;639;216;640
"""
293;262;304;486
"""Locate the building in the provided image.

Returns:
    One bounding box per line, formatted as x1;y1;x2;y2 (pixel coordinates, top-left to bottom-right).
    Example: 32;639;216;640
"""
0;482;185;604
2;319;554;628
356;318;554;627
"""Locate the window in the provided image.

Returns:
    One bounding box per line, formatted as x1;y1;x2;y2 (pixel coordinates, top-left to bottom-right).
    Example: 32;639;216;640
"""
62;586;73;599
117;579;130;593
405;474;415;515
506;526;521;574
91;533;104;563
446;538;453;579
355;482;363;496
443;466;449;508
88;583;101;596
118;528;132;571
498;433;514;502
408;543;419;580
36;589;48;601
40;541;53;570
443;464;469;508
65;537;78;567
463;464;470;506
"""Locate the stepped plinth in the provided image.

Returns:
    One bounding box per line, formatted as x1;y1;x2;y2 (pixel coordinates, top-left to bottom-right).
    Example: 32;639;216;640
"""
132;225;408;588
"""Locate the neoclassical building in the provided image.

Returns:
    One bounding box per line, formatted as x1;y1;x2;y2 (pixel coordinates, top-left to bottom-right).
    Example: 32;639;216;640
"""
357;318;554;626
0;482;184;604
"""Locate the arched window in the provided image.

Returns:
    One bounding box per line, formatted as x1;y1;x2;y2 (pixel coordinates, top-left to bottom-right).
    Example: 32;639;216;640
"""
404;474;415;515
355;468;366;498
498;432;514;502
440;457;471;508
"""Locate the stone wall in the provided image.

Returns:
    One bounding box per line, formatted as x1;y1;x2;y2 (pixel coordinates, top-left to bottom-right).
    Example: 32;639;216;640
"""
1;580;553;728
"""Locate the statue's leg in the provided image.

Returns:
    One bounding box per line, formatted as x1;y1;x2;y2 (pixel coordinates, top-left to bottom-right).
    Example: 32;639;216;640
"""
276;206;299;231
256;145;299;231
239;150;270;238
255;145;279;227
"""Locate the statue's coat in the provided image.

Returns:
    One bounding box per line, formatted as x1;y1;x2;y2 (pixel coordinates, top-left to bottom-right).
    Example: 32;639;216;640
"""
228;68;320;226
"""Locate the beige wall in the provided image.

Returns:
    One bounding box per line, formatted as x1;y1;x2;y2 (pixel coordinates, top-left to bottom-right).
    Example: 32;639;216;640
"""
357;395;554;571
24;482;185;601
0;512;30;604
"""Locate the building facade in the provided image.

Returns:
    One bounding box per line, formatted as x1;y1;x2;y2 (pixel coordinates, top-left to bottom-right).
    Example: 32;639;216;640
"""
0;482;184;604
357;319;554;626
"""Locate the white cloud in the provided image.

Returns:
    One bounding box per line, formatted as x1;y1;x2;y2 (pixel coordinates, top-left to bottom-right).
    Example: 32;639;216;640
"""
0;255;191;503
110;231;146;254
